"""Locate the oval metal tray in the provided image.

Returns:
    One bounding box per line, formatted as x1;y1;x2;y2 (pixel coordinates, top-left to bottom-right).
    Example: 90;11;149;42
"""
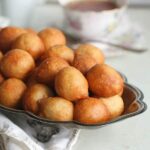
0;77;147;142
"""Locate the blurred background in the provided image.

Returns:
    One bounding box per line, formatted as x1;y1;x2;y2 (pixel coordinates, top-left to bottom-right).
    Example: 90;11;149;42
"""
0;0;150;29
0;0;148;60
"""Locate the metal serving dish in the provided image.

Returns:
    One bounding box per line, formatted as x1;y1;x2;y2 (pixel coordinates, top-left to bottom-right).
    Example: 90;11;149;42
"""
0;75;147;142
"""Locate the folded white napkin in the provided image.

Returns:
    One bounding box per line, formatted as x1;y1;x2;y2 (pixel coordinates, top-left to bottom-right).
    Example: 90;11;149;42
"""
0;114;80;150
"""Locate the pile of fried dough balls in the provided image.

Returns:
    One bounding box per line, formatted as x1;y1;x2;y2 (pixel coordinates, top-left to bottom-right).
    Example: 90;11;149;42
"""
0;26;124;124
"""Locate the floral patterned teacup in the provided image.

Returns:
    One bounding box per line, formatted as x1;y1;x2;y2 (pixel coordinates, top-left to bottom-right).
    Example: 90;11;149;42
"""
61;0;128;40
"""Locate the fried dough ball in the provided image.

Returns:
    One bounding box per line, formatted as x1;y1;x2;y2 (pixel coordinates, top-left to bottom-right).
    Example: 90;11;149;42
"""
36;56;69;85
0;26;27;52
125;101;139;114
0;78;26;108
72;54;97;75
55;67;88;101
0;73;4;84
74;97;110;124
0;51;3;62
75;44;104;64
0;49;35;79
11;33;45;59
119;88;124;96
39;97;73;121
40;45;74;64
23;84;54;114
86;64;124;97
26;68;38;86
39;49;57;63
101;95;124;119
38;28;66;50
25;28;37;34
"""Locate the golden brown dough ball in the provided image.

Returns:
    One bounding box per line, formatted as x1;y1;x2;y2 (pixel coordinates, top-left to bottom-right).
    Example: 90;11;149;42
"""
86;64;124;97
119;88;124;96
0;78;26;108
101;95;124;119
39;97;73;121
11;33;45;59
0;73;4;84
72;54;97;75
41;45;74;64
25;28;37;34
39;49;58;63
0;49;35;79
0;26;27;52
125;101;139;113
36;56;69;85
26;68;38;86
38;28;66;50
0;51;3;62
74;97;110;124
55;67;88;101
23;84;54;114
75;44;104;64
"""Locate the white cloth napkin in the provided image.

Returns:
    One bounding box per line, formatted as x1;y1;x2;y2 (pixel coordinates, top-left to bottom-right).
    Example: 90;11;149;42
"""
0;113;80;150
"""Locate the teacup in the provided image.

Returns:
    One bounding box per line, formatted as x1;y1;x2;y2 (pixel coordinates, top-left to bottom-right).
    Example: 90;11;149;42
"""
60;0;128;40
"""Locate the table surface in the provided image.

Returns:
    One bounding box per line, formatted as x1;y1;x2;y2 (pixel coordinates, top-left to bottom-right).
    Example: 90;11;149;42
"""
72;8;150;150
